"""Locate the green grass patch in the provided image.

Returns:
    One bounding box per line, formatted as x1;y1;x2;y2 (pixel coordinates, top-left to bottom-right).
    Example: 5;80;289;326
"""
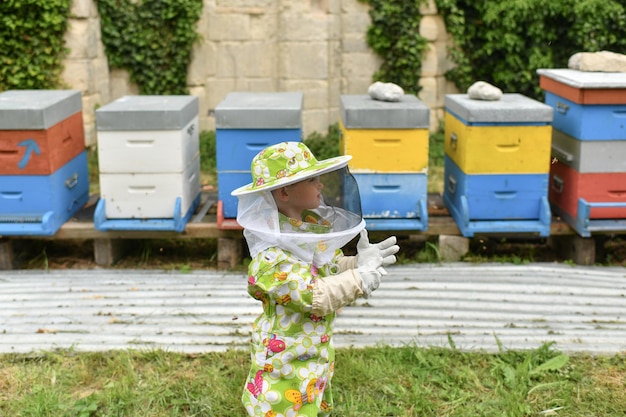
1;343;624;416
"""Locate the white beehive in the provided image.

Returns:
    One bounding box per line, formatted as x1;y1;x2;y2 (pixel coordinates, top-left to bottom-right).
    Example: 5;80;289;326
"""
95;95;200;222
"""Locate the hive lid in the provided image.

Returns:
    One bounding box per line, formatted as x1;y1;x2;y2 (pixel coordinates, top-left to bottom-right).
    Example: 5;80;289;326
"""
445;93;553;123
537;68;626;89
215;92;303;129
340;94;430;128
96;95;199;131
0;90;82;130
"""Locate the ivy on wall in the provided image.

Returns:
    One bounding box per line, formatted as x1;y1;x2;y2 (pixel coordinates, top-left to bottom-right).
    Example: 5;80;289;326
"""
0;0;71;91
359;0;430;95
359;0;626;100
434;0;626;99
96;0;203;95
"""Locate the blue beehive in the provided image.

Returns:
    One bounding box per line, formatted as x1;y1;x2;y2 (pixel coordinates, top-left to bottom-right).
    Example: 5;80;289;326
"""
545;92;626;141
444;156;551;236
0;90;88;236
215;92;303;220
0;151;89;236
352;172;428;231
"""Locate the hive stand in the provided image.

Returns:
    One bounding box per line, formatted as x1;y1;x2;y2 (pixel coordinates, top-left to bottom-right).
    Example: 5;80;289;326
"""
2;193;615;270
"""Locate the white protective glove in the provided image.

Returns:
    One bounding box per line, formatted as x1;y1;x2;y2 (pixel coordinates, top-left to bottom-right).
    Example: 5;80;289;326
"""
356;229;400;270
357;262;387;298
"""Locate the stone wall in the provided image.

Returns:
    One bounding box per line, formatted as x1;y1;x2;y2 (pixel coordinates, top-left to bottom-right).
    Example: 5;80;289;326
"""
62;0;457;146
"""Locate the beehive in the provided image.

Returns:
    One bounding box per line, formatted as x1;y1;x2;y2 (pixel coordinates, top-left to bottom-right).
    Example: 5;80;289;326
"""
339;94;430;231
539;68;626;237
443;93;553;237
95;95;200;231
0;90;88;235
215;92;303;220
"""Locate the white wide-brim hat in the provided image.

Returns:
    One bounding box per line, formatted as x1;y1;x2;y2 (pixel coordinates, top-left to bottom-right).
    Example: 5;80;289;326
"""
231;141;351;196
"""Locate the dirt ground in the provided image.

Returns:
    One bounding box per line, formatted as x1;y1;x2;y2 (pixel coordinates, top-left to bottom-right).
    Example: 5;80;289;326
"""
7;232;626;270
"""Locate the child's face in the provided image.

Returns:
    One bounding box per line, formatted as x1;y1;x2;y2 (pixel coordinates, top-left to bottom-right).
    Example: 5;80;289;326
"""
287;176;323;211
274;176;324;218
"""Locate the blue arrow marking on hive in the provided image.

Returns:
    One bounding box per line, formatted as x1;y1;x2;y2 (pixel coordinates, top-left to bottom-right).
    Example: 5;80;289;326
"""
17;139;41;169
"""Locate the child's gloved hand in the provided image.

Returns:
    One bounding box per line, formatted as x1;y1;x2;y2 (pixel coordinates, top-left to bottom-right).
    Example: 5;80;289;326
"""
356;229;399;269
357;263;387;298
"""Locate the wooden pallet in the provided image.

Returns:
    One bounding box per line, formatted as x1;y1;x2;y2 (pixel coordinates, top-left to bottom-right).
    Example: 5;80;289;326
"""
2;193;610;270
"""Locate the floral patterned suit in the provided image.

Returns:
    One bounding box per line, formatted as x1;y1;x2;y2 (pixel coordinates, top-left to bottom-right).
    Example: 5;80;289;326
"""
242;211;342;417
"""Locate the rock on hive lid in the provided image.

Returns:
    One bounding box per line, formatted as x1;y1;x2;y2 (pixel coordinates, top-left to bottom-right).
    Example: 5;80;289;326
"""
215;92;303;129
340;94;430;129
445;93;553;124
537;68;626;89
96;95;199;131
0;90;82;130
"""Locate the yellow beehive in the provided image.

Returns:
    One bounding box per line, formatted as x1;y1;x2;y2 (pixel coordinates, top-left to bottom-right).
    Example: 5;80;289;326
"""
339;94;430;173
339;119;429;172
444;111;552;174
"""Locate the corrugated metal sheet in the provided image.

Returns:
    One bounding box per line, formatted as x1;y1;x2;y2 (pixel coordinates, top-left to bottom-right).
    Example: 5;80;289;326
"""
1;264;625;354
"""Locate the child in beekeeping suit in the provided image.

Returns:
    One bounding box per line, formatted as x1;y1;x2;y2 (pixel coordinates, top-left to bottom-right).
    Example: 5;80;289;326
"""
231;141;400;416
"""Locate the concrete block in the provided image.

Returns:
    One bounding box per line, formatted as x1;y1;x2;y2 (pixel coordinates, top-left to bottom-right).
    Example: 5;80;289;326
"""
188;86;211;131
70;0;95;18
418;76;438;108
344;77;376;96
64;19;99;59
419;0;438;15
216;0;273;9
303;109;330;136
109;68;139;101
341;0;370;14
94;239;124;266
418;75;448;111
0;239;15;270
279;12;332;41
438;235;470;262
61;59;91;93
208;13;251;41
280;42;328;79
431;107;445;132
419;15;446;42
283;80;329;109
250;11;278;40
549;235;596;266
92;57;110;102
341;52;381;79
245;78;279;93
420;41;448;77
81;92;99;126
83;122;97;147
215;43;275;78
206;78;237;109
342;35;370;53
218;237;243;269
188;41;217;85
340;12;371;34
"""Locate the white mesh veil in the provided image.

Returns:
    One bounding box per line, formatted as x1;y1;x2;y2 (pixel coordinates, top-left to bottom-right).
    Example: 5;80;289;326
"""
236;178;365;266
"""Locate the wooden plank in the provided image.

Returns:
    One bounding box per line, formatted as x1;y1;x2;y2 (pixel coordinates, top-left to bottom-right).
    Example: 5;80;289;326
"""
6;220;242;240
5;213;576;241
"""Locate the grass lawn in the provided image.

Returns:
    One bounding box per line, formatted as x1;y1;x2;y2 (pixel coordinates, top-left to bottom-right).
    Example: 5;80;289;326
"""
1;342;625;416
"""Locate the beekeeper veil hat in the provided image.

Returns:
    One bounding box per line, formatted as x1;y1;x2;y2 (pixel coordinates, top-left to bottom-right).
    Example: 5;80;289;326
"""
231;141;365;265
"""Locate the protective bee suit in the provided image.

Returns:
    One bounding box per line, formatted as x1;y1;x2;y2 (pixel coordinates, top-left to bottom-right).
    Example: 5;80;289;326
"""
232;142;398;416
